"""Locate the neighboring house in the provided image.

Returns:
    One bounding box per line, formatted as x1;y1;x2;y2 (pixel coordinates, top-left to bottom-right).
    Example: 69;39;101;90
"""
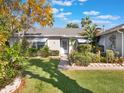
9;28;88;55
99;24;124;57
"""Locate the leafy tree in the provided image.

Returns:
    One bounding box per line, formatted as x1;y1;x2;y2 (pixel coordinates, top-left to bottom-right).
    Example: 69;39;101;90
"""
80;16;101;48
81;16;92;27
0;15;11;51
0;0;54;47
20;37;29;56
66;23;79;28
0;0;54;84
0;0;53;28
0;0;54;44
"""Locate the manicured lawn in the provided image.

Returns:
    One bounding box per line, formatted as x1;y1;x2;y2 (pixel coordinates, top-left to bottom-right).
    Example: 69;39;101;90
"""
19;58;124;93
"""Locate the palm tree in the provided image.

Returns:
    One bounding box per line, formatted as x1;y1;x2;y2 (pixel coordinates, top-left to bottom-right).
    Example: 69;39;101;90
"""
81;16;92;27
80;17;101;48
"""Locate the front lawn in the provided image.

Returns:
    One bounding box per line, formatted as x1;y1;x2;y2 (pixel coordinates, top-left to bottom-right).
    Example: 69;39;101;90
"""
18;58;124;93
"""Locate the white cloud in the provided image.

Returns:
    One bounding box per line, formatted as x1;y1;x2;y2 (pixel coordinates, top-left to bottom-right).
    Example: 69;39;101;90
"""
97;15;120;20
63;17;68;20
79;0;88;5
83;11;100;16
52;8;59;14
92;20;111;25
52;0;73;6
60;8;64;12
68;19;80;23
79;0;87;2
55;12;72;20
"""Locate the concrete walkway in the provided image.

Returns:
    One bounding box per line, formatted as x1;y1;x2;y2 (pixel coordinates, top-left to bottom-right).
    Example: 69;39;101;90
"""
58;55;124;70
59;55;69;66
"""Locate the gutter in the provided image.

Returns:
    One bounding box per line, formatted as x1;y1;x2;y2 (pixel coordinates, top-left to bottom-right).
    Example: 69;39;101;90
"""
117;30;124;57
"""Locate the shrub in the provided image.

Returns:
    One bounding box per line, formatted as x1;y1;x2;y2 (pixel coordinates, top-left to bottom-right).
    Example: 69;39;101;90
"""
106;49;115;63
91;53;100;63
79;54;92;66
77;44;92;54
0;43;24;88
0;60;19;88
28;46;50;57
101;52;106;57
68;51;78;64
93;45;102;53
2;43;25;66
113;57;124;65
69;52;91;66
100;57;106;63
20;37;29;56
117;57;124;65
28;48;38;57
50;50;59;56
114;51;120;57
40;45;50;57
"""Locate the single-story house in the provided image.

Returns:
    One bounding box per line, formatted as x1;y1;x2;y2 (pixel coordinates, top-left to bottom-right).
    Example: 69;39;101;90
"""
99;24;124;57
9;24;124;57
9;28;88;55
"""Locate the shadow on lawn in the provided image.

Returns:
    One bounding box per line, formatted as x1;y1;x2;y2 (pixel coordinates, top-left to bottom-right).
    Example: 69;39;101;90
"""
23;58;93;93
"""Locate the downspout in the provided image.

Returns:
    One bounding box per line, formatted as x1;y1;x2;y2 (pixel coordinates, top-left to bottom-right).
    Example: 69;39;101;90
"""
117;30;124;57
103;35;106;52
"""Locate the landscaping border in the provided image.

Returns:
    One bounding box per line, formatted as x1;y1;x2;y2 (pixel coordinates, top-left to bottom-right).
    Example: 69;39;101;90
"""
58;63;124;70
0;77;22;93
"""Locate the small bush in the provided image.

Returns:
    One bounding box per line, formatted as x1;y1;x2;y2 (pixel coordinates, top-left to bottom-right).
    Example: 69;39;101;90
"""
20;37;29;56
101;52;106;57
91;53;100;63
40;46;50;57
28;46;50;57
69;52;91;66
50;50;59;56
113;57;124;65
100;57;106;63
28;48;38;57
114;51;120;57
77;44;92;54
106;49;115;63
79;54;92;66
93;45;102;53
118;57;124;65
68;51;78;64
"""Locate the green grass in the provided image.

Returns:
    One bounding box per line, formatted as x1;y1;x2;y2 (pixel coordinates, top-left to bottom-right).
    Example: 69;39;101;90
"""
20;58;124;93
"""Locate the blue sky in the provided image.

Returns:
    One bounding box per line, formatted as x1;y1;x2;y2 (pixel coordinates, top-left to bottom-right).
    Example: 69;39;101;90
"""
51;0;124;29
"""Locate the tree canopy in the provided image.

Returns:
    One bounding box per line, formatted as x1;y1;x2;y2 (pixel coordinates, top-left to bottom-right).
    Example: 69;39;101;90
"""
0;0;54;46
80;16;101;47
66;23;79;28
81;16;92;27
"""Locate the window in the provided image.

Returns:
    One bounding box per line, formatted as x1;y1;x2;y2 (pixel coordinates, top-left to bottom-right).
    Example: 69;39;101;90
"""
32;42;45;49
32;42;37;48
109;34;116;49
37;42;45;49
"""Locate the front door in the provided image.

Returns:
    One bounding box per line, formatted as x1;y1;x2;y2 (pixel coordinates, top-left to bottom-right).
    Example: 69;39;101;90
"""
61;39;69;54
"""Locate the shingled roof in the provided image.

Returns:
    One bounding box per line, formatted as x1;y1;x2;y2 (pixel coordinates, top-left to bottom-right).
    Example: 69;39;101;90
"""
99;24;124;36
18;28;83;38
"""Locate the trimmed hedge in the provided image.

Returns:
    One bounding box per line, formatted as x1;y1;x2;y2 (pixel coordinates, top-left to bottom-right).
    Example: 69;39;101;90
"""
50;50;59;56
77;44;92;54
69;52;92;66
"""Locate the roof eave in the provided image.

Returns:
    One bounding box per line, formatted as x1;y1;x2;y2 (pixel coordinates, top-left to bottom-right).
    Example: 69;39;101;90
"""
99;25;124;36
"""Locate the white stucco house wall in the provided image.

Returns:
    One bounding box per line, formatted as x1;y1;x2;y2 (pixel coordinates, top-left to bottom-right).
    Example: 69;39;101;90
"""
9;28;88;56
99;24;124;57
